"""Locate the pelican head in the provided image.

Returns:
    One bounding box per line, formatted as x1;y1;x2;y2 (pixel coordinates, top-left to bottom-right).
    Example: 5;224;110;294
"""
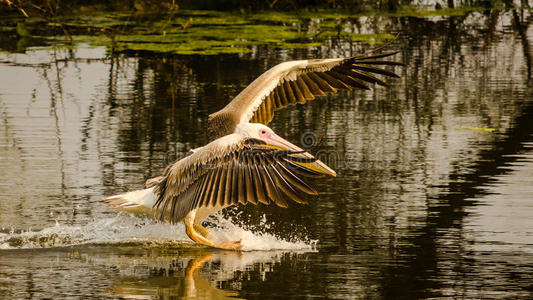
235;122;336;177
235;123;301;151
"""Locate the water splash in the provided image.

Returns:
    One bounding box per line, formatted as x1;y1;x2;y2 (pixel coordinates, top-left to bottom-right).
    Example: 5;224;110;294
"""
0;213;316;251
207;213;317;251
0;214;188;249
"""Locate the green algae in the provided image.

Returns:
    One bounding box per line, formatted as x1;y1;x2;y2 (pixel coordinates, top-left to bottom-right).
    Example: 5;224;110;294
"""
47;12;395;54
0;6;489;55
387;5;485;17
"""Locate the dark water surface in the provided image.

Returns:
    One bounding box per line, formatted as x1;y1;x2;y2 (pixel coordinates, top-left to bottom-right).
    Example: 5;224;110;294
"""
1;9;533;299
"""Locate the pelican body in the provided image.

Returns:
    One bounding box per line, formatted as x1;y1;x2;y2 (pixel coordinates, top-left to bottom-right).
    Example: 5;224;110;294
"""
105;51;403;249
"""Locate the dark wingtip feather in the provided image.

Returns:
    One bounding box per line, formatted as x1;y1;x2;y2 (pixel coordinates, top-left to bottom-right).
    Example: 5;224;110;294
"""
354;66;400;78
353;60;405;66
353;51;401;60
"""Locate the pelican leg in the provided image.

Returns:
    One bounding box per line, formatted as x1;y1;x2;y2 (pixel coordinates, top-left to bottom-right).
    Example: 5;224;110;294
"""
184;210;242;250
185;223;215;247
185;253;214;278
193;223;212;238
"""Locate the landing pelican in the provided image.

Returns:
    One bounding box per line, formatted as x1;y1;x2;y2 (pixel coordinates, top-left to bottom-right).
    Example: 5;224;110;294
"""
105;51;403;250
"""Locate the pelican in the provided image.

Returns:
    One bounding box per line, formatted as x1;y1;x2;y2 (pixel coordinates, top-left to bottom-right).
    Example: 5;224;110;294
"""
105;51;402;250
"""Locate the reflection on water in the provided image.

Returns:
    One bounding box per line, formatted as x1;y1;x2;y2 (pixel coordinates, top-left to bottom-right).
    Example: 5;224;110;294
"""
1;245;306;299
107;253;241;299
1;9;533;299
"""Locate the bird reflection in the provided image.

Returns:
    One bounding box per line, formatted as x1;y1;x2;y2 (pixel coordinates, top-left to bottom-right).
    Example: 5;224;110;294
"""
183;253;242;299
108;251;242;299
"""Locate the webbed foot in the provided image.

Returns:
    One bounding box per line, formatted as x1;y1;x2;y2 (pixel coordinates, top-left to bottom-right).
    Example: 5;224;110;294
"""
214;239;243;250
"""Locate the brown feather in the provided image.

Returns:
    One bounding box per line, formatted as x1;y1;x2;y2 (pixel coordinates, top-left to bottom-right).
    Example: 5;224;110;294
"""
214;162;227;207
300;73;326;96
244;159;257;205
269;164;307;204
307;72;336;93
230;157;240;205
296;77;315;100
351;69;388;86
199;169;215;207
251;163;269;205
277;84;289;105
283;81;296;103
352;60;404;66
195;172;211;208
276;162;318;195
272;88;283;108
354;51;400;60
261;165;288;207
237;159;247;205
289;80;306;103
354;65;400;78
261;103;268;124
329;69;370;90
206;111;239;142
223;159;233;206
264;95;273;123
315;72;351;90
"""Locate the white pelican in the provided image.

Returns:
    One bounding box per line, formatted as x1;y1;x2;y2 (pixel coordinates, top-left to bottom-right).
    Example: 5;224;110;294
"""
105;51;402;250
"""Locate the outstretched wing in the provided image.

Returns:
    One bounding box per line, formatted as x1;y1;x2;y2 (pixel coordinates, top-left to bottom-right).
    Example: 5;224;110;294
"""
153;134;323;223
207;51;403;140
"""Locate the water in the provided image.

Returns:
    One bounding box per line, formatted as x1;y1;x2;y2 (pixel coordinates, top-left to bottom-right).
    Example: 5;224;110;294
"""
1;9;533;299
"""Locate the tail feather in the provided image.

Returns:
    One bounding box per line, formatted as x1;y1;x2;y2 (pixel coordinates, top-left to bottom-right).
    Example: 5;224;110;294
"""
105;187;156;215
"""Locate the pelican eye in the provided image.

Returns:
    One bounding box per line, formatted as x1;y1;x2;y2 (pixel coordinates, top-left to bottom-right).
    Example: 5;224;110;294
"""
260;130;267;135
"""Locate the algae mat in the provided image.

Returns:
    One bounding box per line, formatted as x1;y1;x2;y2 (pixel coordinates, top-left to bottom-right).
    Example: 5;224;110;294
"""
0;7;484;54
